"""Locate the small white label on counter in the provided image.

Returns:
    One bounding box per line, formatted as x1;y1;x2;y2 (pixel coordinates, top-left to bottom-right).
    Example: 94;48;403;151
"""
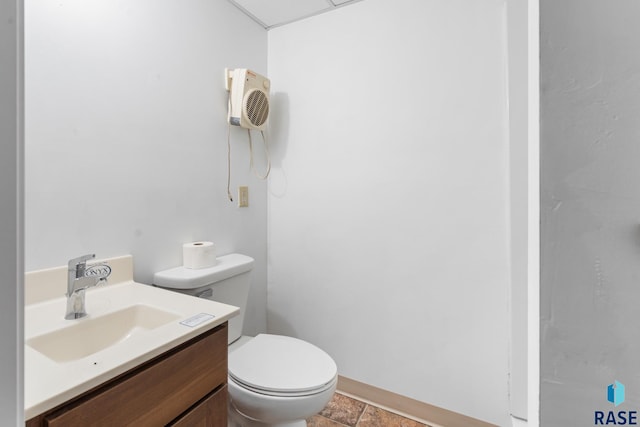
180;313;215;327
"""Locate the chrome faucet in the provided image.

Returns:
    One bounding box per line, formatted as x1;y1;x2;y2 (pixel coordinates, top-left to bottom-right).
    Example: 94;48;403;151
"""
66;254;110;320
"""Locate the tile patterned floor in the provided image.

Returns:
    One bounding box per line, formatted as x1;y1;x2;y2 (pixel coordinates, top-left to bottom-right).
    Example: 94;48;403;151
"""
308;392;431;427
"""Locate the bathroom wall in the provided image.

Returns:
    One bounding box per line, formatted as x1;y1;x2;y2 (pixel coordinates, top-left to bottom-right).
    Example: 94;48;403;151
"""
540;0;640;425
0;1;23;423
267;0;512;425
24;0;268;335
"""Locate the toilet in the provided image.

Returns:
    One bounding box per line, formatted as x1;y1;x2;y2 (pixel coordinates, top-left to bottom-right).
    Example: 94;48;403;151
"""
154;253;337;427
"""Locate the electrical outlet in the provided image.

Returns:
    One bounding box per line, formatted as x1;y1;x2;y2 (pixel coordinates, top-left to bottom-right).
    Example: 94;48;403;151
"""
238;186;249;208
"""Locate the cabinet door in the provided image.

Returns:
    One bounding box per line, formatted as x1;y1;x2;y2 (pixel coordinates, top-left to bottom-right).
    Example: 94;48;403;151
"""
169;385;227;427
43;325;227;426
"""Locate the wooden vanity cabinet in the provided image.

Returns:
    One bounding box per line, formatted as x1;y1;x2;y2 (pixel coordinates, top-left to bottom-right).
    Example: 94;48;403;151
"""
26;323;228;427
169;385;227;427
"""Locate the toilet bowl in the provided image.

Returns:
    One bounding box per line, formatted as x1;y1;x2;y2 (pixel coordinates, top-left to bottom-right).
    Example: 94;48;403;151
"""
153;254;338;427
227;334;337;427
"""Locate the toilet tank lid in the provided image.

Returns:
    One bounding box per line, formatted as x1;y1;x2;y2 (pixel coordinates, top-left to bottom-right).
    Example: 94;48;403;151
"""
153;253;254;289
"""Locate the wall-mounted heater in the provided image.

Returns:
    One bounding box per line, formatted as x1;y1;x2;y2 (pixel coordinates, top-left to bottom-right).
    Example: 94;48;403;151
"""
224;68;272;203
225;68;271;130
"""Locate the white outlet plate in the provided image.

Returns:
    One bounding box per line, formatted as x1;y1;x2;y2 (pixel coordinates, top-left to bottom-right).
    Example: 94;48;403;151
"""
238;186;249;207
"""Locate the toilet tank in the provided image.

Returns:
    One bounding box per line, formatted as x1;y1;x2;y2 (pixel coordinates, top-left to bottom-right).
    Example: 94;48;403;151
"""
153;253;254;344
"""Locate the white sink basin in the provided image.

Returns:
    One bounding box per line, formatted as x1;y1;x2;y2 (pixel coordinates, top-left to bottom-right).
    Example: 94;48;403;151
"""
27;305;181;362
24;255;240;420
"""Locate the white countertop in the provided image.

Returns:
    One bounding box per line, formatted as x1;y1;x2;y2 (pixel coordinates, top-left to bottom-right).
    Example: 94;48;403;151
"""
24;255;239;420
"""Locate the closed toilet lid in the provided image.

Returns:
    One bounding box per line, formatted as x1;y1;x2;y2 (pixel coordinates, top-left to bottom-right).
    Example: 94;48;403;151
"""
228;334;337;396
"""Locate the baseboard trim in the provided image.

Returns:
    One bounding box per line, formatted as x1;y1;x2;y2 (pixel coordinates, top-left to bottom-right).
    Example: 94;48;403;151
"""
336;376;497;427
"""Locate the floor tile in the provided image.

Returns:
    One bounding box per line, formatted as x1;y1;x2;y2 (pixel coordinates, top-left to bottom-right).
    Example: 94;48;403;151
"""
307;414;349;427
357;405;428;427
318;393;367;427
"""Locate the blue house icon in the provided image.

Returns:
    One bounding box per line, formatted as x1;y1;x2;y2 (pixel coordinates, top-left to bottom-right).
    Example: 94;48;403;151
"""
608;381;625;407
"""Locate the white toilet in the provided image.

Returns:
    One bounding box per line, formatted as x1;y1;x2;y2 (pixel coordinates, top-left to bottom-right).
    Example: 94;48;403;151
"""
154;253;337;427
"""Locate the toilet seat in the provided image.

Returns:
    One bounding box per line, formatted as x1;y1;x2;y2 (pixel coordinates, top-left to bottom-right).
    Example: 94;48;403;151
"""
228;334;337;397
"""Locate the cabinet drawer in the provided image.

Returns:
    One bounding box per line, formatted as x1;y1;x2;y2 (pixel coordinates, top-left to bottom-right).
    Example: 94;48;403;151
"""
43;324;227;426
170;385;227;427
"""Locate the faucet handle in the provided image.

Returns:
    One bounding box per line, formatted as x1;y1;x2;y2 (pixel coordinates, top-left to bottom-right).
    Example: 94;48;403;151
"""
68;253;96;273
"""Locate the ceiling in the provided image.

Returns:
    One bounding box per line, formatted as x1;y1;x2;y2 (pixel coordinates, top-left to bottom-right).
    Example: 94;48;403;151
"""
228;0;364;29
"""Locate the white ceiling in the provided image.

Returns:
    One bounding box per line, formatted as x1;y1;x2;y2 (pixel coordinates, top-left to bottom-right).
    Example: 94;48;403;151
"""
228;0;364;29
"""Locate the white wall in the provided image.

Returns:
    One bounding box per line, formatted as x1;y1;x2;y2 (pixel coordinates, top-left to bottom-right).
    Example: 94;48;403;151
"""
0;0;24;424
24;0;268;336
267;0;511;425
541;0;640;425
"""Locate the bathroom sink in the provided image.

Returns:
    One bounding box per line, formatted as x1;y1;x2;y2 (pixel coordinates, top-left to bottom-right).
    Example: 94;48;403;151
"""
24;256;241;420
27;304;181;363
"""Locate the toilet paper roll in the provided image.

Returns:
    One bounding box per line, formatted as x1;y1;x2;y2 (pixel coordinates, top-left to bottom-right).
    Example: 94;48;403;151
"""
183;241;217;269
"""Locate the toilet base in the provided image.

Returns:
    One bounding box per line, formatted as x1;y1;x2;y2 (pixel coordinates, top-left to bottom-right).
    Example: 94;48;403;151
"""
228;401;307;427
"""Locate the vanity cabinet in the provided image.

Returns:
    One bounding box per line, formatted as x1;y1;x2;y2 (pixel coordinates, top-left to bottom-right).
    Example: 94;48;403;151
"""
26;323;228;427
169;386;227;427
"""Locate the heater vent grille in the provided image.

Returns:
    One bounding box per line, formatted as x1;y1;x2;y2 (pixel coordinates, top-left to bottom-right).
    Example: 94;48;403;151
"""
245;90;269;127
